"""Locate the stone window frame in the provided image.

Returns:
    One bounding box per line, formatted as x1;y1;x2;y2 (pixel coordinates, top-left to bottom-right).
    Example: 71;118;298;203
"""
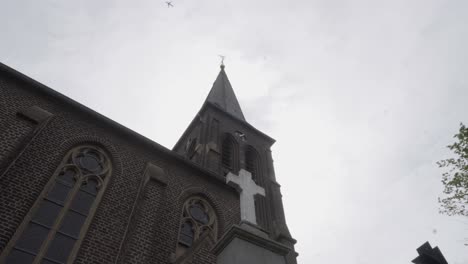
0;144;112;264
175;195;218;259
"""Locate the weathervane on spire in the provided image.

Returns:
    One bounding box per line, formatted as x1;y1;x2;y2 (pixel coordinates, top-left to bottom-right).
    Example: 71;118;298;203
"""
218;55;226;69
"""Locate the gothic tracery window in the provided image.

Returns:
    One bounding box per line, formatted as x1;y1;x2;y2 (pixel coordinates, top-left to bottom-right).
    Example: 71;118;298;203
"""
3;145;111;264
176;196;218;257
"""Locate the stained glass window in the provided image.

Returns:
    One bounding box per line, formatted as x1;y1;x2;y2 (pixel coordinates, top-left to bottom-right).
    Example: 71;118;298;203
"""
179;221;194;247
2;145;111;264
176;196;218;258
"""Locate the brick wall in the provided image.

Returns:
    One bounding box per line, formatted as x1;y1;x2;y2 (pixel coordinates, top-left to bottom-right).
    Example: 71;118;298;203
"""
0;70;240;263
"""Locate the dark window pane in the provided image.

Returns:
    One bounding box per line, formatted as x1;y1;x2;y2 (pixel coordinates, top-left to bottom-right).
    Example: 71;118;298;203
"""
59;210;86;238
81;179;98;195
44;233;76;263
32;200;62;227
5;249;35;264
179;234;193;247
181;221;194;236
77;152;102;173
15;222;49;253
70;190;95;215
179;221;194;247
57;169;75;185
189;204;209;224
47;182;71;204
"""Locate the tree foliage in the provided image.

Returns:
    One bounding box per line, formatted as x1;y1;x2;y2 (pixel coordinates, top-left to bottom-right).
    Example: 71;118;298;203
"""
437;123;468;216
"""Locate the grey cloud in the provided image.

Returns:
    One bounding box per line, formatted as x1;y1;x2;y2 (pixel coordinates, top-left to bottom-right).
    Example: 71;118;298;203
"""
1;0;467;263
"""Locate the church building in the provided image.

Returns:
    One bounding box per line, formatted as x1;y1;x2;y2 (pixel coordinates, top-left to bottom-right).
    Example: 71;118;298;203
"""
0;62;297;264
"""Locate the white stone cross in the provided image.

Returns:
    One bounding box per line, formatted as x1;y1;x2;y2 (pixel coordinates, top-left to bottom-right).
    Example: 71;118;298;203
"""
226;169;265;225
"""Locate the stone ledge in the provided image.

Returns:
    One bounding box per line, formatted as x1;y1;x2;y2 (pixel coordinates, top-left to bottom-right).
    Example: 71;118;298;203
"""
17;106;53;124
212;224;290;256
144;162;168;186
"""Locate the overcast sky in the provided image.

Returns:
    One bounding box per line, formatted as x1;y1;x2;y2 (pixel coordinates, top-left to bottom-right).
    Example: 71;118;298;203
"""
1;0;467;263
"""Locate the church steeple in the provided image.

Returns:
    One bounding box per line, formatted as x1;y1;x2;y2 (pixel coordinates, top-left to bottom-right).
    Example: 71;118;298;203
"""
205;65;246;121
173;64;296;257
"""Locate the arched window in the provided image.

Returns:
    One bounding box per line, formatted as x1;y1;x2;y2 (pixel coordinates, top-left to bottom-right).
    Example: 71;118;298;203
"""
2;145;112;264
176;196;218;258
245;146;261;185
221;134;238;174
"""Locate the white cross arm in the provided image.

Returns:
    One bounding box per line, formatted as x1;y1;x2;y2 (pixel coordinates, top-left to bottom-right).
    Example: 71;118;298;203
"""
226;169;265;225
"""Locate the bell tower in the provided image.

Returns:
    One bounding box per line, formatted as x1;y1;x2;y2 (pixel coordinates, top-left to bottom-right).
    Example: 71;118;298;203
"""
173;64;297;262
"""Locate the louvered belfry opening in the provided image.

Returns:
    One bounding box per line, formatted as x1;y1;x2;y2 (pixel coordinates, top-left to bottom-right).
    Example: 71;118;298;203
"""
221;137;233;170
221;135;237;174
245;146;259;184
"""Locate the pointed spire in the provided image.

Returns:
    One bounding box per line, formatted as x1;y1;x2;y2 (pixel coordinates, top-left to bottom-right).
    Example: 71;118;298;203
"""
205;64;246;121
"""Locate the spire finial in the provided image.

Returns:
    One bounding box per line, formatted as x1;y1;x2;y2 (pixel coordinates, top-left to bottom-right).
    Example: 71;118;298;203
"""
205;56;246;121
218;55;226;69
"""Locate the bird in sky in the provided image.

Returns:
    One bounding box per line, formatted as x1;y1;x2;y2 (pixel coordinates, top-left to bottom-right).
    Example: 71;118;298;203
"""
165;1;173;7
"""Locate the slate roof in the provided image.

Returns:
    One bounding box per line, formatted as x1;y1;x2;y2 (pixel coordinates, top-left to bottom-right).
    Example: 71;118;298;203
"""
205;65;246;121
